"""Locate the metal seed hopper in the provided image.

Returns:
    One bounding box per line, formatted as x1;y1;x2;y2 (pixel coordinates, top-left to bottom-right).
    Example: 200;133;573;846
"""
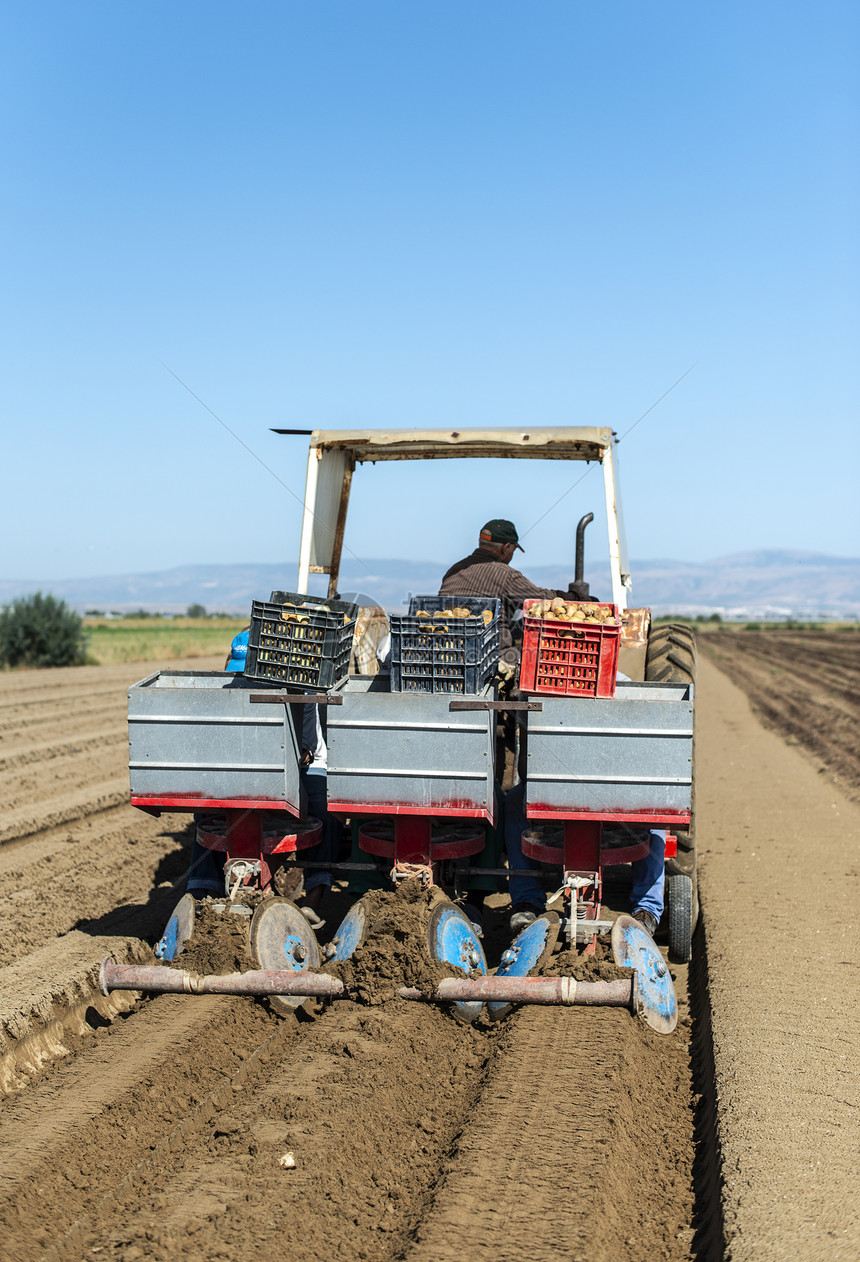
523;680;693;949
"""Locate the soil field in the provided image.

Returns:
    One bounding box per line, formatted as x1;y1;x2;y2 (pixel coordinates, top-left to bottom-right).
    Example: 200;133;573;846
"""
700;629;859;802
0;645;856;1261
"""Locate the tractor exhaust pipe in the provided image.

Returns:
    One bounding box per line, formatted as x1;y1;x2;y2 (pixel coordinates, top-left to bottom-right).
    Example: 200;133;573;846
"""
574;512;594;592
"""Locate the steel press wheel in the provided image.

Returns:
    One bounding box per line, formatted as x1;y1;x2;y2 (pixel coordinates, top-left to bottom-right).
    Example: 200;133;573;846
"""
249;898;321;1015
666;872;693;964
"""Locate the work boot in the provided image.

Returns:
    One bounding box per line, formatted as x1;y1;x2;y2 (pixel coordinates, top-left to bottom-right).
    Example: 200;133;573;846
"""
632;908;658;938
301;882;327;924
188;887;219;902
509;904;544;935
300;905;326;931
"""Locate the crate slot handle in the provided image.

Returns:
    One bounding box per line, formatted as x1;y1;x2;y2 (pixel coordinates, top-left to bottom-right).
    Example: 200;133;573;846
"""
249;694;344;705
448;700;543;712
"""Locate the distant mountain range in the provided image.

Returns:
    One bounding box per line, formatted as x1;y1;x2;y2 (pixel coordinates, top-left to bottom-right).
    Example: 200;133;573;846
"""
1;550;858;618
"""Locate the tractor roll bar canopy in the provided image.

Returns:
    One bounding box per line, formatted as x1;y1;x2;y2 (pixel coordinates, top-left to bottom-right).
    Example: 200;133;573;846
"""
272;427;631;609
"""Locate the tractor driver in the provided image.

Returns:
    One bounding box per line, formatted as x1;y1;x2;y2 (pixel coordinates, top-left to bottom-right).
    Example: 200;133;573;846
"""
440;519;665;942
185;632;340;925
439;518;590;652
438;518;589;932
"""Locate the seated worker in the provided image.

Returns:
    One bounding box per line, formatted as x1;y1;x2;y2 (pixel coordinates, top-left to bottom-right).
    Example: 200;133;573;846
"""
293;701;340;927
504;668;666;940
186;633;340;923
185;702;340;923
224;626;250;672
440;517;590;929
185;625;251;894
440;518;590;650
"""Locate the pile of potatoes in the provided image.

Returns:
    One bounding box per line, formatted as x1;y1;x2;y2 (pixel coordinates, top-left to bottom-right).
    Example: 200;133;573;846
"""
278;606;310;624
278;604;353;626
415;607;495;626
526;598;617;625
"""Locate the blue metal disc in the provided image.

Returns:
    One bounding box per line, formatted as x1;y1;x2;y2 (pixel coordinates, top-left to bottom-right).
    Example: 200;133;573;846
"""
250;899;321;1013
427;902;488;1023
487;912;560;1022
329;900;369;963
611;913;677;1034
154;893;196;962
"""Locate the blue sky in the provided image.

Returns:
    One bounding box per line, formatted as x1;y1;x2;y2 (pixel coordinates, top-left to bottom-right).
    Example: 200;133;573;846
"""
1;1;858;585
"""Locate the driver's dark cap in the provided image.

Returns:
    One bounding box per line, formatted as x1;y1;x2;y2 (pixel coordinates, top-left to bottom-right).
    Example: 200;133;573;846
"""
480;519;524;552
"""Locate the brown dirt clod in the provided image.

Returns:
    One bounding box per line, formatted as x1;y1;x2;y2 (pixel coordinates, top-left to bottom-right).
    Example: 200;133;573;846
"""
170;901;257;976
326;882;456;1004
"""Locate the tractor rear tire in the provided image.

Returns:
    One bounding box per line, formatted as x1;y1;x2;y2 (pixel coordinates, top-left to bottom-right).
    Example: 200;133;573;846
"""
646;621;699;944
645;622;697;856
666;872;694;964
644;622;696;686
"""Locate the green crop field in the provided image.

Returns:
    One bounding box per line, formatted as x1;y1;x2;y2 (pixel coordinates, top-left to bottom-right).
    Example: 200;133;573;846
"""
83;617;248;665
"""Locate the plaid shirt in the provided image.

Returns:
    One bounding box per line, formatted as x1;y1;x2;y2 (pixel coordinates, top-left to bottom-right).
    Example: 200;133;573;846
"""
439;548;564;648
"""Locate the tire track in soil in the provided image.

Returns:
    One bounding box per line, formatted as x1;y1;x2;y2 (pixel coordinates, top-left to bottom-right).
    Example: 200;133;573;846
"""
404;1006;695;1262
687;921;727;1262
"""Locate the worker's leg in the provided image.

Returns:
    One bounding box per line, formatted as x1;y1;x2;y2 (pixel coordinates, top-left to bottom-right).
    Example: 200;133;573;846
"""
300;770;341;909
466;780;504;903
629;830;666;920
186;815;226;896
346;820;388;894
505;784;545;911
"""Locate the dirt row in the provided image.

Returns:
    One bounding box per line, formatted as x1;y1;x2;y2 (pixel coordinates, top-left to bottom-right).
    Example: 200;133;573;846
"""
700;630;859;802
695;647;859;1261
0;660;206;971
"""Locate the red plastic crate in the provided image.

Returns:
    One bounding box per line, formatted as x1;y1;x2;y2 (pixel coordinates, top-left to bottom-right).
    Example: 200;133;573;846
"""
519;601;621;697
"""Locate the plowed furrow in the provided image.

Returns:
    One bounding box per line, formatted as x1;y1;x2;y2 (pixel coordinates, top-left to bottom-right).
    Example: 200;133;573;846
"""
0;725;126;774
0;995;286;1262
0;805;191;969
405;1007;695;1262
0;778;132;846
0;700;124;743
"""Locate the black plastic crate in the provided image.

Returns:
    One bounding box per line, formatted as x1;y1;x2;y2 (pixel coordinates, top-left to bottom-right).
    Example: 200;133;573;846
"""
389;595;501;694
244;591;358;691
